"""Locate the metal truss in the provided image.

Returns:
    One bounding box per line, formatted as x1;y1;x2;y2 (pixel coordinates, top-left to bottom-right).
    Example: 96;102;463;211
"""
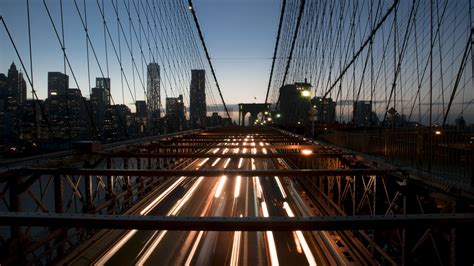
1;212;472;231
282;130;474;265
0;126;473;265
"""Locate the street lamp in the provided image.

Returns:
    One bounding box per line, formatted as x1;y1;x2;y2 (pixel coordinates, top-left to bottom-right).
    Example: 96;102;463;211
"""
300;90;311;98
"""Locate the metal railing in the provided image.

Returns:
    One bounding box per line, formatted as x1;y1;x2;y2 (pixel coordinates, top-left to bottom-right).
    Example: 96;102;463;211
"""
319;128;474;185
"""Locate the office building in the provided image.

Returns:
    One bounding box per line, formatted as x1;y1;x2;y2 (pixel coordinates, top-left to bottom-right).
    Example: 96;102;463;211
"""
166;94;185;132
147;63;160;117
311;97;336;124
96;77;111;105
277;81;312;128
189;69;206;128
48;72;68;97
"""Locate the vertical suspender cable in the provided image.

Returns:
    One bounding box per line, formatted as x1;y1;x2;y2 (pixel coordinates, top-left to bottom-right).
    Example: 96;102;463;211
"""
265;0;286;104
275;0;306;111
188;0;231;120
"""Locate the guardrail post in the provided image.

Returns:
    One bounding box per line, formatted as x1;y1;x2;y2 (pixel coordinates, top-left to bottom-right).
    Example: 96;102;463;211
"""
450;201;456;266
470;137;473;187
106;156;115;214
401;193;407;266
53;174;65;257
9;178;21;239
84;175;93;213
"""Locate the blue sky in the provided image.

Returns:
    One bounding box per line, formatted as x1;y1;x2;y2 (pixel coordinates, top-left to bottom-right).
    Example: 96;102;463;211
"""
196;0;280;103
1;0;472;124
0;0;280;108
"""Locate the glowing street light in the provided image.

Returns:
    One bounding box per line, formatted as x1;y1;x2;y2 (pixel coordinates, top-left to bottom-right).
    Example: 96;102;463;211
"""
300;90;311;98
301;149;313;155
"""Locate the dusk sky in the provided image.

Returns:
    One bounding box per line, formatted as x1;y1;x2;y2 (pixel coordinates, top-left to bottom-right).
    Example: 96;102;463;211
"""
0;0;472;124
0;0;280;113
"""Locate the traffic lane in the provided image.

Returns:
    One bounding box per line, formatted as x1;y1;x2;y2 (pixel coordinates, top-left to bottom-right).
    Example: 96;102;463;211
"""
192;155;263;265
104;178;196;266
143;151;240;265
193;176;235;265
141;154;231;265
143;175;222;265
284;180;343;265
265;154;341;265
257;156;321;266
99;158;205;265
258;174;309;266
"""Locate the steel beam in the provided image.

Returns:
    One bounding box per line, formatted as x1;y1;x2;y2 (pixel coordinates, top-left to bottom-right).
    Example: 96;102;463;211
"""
141;144;324;150
0;212;472;231
8;168;396;178
101;152;350;158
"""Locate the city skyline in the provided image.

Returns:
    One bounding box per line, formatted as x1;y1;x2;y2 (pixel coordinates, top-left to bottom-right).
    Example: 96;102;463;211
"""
0;1;280;115
0;1;472;265
1;1;472;125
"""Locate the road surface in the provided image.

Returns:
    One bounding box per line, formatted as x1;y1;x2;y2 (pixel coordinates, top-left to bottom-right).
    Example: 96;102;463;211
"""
95;135;363;265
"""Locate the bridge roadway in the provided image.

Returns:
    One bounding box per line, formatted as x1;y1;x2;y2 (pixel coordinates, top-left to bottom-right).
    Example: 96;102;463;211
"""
88;137;369;265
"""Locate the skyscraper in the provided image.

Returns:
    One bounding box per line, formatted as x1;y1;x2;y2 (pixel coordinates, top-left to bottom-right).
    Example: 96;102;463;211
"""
166;94;185;132
311;96;336;124
90;86;108;134
353;101;373;126
189;69;206;128
7;62;26;107
277;81;312;128
48;72;68;97
147;63;160;118
96;77;111;105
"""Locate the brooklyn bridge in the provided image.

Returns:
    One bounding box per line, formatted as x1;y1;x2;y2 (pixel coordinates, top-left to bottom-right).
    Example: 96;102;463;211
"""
0;0;473;265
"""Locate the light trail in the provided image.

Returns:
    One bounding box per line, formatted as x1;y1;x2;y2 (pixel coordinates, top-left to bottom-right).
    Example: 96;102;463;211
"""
197;158;210;167
251;158;256;170
140;176;187;215
262;148;267;154
238;158;244;168
234;176;242;198
230;227;242;266
261;202;279;266
214;175;227;198
222;148;229;154
96;229;138;265
213;148;220;154
274;176;287;199
184;231;205;266
283;202;317;266
135;231;167;266
170;176;204;215
211;158;221;167
96;176;188;264
292;231;303;253
136;177;205;265
233;148;240;154
242;148;247;154
223;158;232;169
255;176;263;199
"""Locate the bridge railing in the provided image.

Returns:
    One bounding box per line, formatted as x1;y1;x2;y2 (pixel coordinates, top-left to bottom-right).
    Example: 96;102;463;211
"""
277;128;474;264
318;128;473;186
0;129;204;264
